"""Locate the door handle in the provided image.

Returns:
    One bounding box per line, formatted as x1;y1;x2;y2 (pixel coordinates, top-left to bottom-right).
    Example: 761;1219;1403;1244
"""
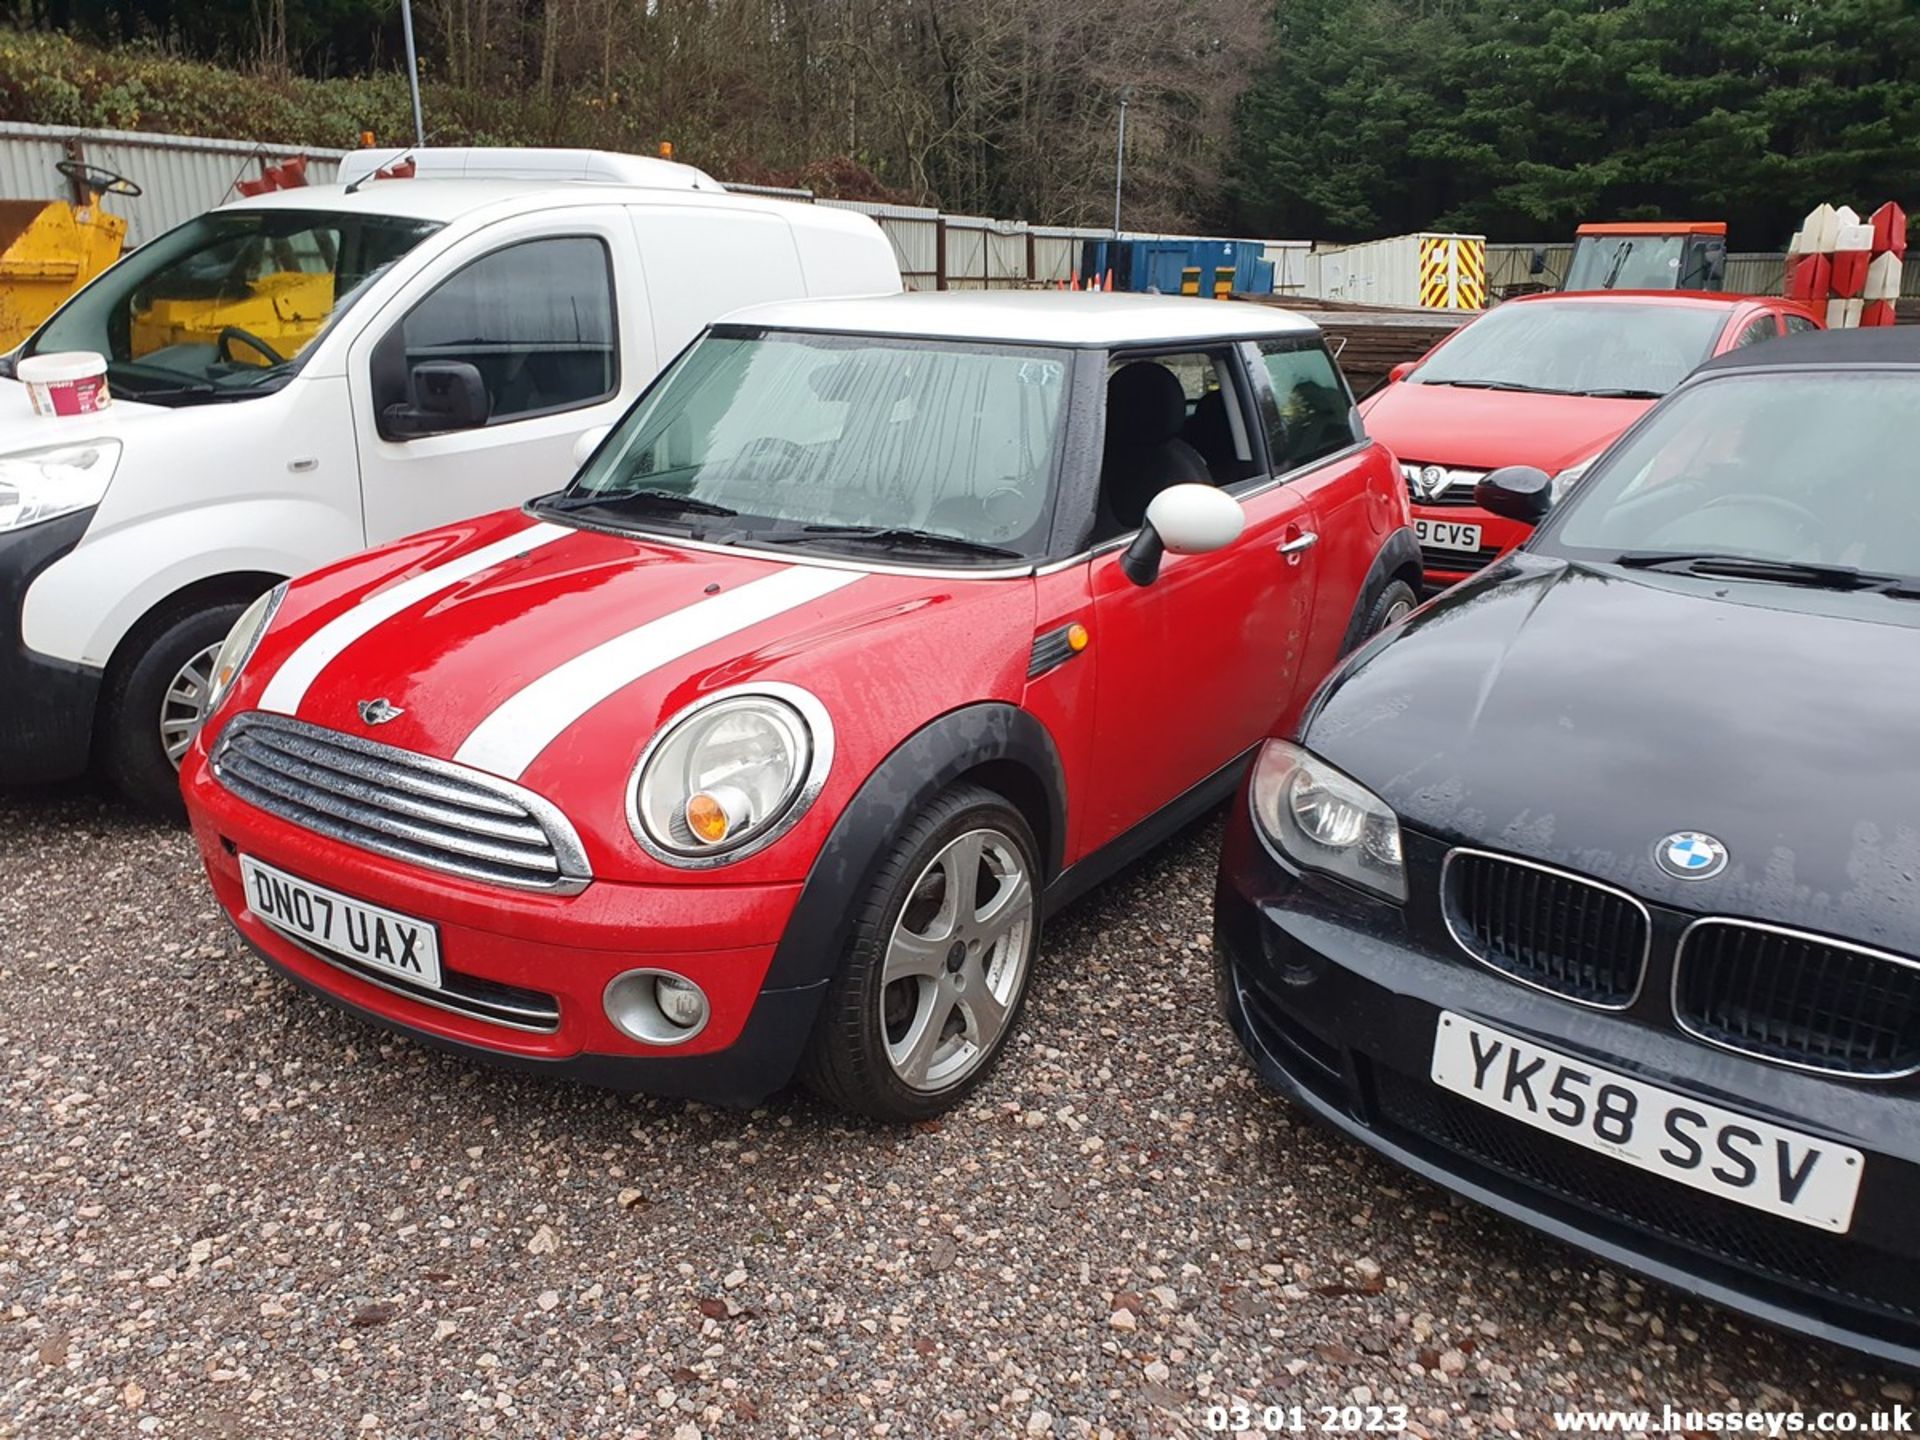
1278;531;1319;557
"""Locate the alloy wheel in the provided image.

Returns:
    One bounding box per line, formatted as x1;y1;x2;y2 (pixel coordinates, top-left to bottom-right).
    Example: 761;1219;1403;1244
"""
159;641;219;768
880;826;1035;1092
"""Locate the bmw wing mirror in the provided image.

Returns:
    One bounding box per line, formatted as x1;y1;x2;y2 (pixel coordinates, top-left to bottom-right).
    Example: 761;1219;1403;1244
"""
1120;484;1247;586
1473;465;1555;523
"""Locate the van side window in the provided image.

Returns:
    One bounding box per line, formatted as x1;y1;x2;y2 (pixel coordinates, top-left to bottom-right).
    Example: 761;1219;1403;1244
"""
399;236;617;422
1253;340;1360;474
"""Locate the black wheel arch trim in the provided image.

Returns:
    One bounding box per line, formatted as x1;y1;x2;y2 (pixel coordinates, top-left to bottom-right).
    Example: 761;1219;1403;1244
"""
1338;525;1423;657
763;702;1067;998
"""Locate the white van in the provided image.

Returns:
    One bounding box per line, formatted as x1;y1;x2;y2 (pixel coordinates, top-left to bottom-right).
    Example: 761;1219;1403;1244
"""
0;148;900;813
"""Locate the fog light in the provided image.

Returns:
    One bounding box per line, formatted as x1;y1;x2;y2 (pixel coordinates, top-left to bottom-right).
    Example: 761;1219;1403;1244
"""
655;975;707;1029
602;969;710;1046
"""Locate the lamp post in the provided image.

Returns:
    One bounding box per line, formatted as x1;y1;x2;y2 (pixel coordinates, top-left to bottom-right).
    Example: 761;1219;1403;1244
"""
1111;86;1134;238
399;0;426;146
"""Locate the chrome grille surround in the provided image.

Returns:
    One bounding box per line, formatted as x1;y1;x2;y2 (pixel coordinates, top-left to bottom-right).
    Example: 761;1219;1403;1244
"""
1440;848;1652;1011
211;712;591;894
1673;917;1920;1079
1400;461;1488;509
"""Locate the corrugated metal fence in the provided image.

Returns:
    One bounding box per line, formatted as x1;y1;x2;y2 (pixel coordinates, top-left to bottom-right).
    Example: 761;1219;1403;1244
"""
1487;242;1920;299
0;120;345;247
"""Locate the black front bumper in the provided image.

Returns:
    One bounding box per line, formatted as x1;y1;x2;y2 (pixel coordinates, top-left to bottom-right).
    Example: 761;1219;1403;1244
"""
1212;791;1920;1370
0;509;102;784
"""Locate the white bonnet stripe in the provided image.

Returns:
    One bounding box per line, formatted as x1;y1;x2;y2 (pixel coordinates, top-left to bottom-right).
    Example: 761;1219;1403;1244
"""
454;565;862;779
258;522;573;716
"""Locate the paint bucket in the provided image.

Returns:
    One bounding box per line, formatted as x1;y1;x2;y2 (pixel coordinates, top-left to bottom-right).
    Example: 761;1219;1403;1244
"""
18;351;112;416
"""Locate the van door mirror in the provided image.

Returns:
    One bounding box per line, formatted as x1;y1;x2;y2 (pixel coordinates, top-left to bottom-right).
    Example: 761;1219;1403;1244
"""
1120;484;1246;586
1528;246;1548;277
571;425;612;470
382;361;490;438
1473;465;1555;523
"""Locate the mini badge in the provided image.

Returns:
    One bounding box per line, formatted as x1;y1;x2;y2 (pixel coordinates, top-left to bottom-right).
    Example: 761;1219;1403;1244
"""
358;697;405;727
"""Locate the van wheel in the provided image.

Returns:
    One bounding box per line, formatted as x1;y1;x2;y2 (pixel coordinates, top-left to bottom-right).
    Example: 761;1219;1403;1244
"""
99;598;247;821
802;784;1041;1122
1359;579;1418;642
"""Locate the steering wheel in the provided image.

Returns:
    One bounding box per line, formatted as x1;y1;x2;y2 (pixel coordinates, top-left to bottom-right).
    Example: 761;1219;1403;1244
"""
217;326;287;367
55;158;142;198
1694;492;1824;541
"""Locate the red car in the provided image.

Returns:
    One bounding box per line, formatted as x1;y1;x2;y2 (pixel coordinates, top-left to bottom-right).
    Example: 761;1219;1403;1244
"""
1362;291;1820;587
180;292;1420;1120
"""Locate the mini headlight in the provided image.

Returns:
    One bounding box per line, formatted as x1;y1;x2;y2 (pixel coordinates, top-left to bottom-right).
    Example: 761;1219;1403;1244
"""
1249;739;1406;902
629;685;833;865
204;582;288;721
0;439;122;534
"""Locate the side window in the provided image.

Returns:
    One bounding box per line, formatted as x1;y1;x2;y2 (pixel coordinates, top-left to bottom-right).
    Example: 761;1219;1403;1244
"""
1095;347;1253;538
1254;339;1360;473
398;236;616;423
1784;313;1819;335
1733;315;1781;349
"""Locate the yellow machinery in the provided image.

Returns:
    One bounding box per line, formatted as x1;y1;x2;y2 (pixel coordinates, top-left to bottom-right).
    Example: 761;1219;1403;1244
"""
129;270;336;367
0;159;138;350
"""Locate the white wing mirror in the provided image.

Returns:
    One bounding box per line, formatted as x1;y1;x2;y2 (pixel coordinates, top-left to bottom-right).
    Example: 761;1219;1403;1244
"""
1121;484;1246;586
571;425;612;470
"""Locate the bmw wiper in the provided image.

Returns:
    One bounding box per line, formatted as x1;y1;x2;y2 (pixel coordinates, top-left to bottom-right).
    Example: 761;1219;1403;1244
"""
756;524;1023;560
543;488;739;520
1612;551;1897;590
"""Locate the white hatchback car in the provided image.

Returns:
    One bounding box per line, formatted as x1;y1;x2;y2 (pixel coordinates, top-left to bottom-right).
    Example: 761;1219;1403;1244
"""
0;147;899;813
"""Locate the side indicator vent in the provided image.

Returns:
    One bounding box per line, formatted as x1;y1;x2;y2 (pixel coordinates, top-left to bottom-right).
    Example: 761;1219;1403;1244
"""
1028;622;1089;680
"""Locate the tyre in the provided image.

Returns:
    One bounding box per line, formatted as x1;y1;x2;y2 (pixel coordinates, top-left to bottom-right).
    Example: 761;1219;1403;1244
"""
99;598;248;820
1356;579;1418;646
803;783;1042;1121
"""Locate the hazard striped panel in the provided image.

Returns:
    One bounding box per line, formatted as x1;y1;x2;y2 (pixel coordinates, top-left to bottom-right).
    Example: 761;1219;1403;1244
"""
1419;237;1451;308
1455;238;1486;309
1419;235;1487;311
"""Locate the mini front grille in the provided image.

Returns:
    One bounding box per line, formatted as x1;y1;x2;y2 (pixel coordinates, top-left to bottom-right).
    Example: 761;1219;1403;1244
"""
1442;850;1650;1008
212;713;591;893
1674;920;1920;1078
1400;462;1486;509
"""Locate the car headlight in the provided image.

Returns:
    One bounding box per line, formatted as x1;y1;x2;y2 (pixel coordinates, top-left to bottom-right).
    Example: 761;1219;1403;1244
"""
1249;739;1406;902
628;684;833;866
204;583;287;720
0;439;122;534
1549;455;1598;505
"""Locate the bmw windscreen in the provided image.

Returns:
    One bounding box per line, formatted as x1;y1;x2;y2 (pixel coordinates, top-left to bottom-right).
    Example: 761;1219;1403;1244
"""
10;210;440;403
1410;302;1726;399
544;328;1072;565
1533;370;1920;588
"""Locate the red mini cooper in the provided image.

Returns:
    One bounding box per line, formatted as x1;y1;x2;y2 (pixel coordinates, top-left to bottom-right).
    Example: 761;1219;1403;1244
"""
181;292;1420;1119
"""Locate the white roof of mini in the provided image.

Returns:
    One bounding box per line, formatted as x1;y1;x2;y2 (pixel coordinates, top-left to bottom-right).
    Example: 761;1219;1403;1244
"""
720;290;1321;346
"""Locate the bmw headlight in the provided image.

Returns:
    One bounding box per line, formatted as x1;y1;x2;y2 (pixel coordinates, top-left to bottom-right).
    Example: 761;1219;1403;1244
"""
0;439;121;533
1250;740;1406;902
204;583;287;720
629;684;833;865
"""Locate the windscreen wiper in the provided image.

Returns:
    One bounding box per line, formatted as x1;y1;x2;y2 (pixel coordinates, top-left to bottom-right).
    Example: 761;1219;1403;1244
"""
1572;387;1664;399
755;524;1023;560
1417;379;1556;393
1612;551;1897;590
542;488;739;520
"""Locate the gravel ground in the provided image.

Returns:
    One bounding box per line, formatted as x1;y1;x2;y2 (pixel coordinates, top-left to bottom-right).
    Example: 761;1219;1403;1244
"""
2;787;1910;1439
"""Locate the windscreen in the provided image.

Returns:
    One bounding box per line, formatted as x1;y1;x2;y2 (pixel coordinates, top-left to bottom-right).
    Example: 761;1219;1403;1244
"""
565;330;1071;558
1542;371;1920;577
1411;301;1725;396
26;209;439;403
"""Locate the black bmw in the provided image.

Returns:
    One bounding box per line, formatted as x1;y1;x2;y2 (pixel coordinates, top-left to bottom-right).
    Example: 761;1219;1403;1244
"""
1214;328;1920;1365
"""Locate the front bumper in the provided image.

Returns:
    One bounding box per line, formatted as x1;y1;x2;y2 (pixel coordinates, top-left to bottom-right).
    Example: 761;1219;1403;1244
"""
0;509;101;784
1212;792;1920;1369
184;752;822;1107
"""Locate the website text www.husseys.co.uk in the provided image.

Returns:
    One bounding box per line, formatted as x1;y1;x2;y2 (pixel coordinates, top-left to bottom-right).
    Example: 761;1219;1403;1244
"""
1550;1406;1913;1435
